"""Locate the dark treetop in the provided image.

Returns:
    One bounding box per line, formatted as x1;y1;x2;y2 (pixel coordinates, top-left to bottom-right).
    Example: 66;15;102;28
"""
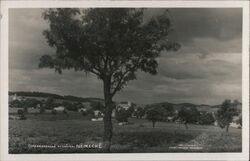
39;8;180;97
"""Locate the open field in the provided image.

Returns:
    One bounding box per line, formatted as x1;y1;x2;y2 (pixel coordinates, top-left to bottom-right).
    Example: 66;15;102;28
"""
9;113;242;153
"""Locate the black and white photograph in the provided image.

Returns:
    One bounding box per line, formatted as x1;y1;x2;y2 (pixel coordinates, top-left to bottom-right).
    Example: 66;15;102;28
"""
0;0;249;160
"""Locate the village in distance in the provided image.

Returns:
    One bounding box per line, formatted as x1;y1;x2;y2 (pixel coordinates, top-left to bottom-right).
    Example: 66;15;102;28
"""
9;91;242;153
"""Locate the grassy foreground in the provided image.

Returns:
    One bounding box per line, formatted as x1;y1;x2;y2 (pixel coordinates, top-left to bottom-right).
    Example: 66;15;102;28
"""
9;113;242;153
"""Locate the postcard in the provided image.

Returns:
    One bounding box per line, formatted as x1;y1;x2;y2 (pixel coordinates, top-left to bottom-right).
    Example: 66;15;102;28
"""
0;0;249;160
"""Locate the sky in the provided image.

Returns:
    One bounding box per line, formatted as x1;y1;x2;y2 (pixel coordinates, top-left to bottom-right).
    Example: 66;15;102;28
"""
9;8;242;105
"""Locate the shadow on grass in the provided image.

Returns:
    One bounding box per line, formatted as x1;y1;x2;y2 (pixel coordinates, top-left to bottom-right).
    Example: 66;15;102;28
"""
111;130;200;152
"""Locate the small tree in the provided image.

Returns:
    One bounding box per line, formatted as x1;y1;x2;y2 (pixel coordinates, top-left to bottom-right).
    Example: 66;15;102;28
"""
9;100;21;108
115;108;130;122
178;107;200;129
51;109;57;115
134;107;146;119
45;97;54;109
39;105;46;114
216;99;236;132
146;107;166;128
237;115;242;126
91;102;105;112
162;104;174;118
198;112;215;125
17;109;26;120
23;106;28;114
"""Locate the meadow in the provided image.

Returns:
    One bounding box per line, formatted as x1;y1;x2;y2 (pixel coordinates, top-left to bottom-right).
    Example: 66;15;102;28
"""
9;112;242;153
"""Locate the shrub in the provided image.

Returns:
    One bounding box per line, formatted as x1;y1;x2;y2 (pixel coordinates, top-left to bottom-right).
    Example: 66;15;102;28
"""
115;108;130;122
17;109;26;120
177;106;200;129
146;106;167;128
216;99;237;132
198;112;215;125
17;109;24;115
23;106;28;114
39;106;45;114
51;109;57;115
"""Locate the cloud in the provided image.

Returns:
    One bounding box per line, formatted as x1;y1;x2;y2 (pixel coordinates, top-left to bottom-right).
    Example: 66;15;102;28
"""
8;8;242;105
168;8;242;43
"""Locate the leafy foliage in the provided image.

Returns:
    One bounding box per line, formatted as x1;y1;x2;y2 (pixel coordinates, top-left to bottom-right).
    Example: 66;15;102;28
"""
44;97;55;109
198;112;215;125
236;115;242;126
91;102;105;112
40;8;180;96
17;109;27;120
177;106;200;129
146;106;167;128
134;107;146;119
115;108;131;122
216;99;237;131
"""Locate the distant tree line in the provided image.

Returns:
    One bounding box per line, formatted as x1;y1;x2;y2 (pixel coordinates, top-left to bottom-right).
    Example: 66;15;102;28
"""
10;94;241;133
144;99;241;131
9;97;86;112
9;91;104;103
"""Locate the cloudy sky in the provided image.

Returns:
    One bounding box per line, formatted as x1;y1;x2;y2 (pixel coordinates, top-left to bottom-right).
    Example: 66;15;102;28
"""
9;8;242;105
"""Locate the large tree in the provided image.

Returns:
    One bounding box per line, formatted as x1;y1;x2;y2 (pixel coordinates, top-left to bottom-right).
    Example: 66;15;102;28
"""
39;8;180;152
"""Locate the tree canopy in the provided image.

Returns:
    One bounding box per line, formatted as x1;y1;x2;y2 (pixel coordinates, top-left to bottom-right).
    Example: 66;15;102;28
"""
216;99;237;132
40;8;180;96
146;106;167;128
177;106;200;129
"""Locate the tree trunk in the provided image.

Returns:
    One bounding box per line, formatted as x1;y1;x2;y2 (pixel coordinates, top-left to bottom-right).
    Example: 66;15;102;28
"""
184;121;188;129
152;121;155;128
102;77;113;152
226;124;229;132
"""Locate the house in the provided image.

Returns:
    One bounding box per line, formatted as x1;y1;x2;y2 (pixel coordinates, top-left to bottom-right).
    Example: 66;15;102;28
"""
53;106;65;112
93;110;103;117
167;116;174;122
118;122;129;126
229;122;241;129
91;117;103;121
232;116;240;122
91;110;104;121
78;108;87;113
9;115;21;120
116;101;132;110
9;94;24;102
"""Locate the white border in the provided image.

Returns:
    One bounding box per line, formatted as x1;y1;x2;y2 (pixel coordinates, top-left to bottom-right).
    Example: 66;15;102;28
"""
1;1;249;161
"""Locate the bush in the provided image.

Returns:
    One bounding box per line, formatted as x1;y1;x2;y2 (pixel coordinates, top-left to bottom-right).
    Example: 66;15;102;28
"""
63;109;67;114
198;112;215;125
177;107;200;129
51;109;57;115
134;107;145;119
90;102;104;112
39;106;45;114
23;107;28;114
216;99;237;132
17;109;26;120
81;111;88;116
116;108;130;122
146;106;167;128
17;109;24;115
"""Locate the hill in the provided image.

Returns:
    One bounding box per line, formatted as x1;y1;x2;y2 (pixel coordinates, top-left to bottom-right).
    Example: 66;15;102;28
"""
147;102;220;113
9;91;104;103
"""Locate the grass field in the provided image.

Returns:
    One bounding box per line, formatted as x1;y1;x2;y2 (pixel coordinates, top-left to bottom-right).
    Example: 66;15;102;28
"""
9;112;242;153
